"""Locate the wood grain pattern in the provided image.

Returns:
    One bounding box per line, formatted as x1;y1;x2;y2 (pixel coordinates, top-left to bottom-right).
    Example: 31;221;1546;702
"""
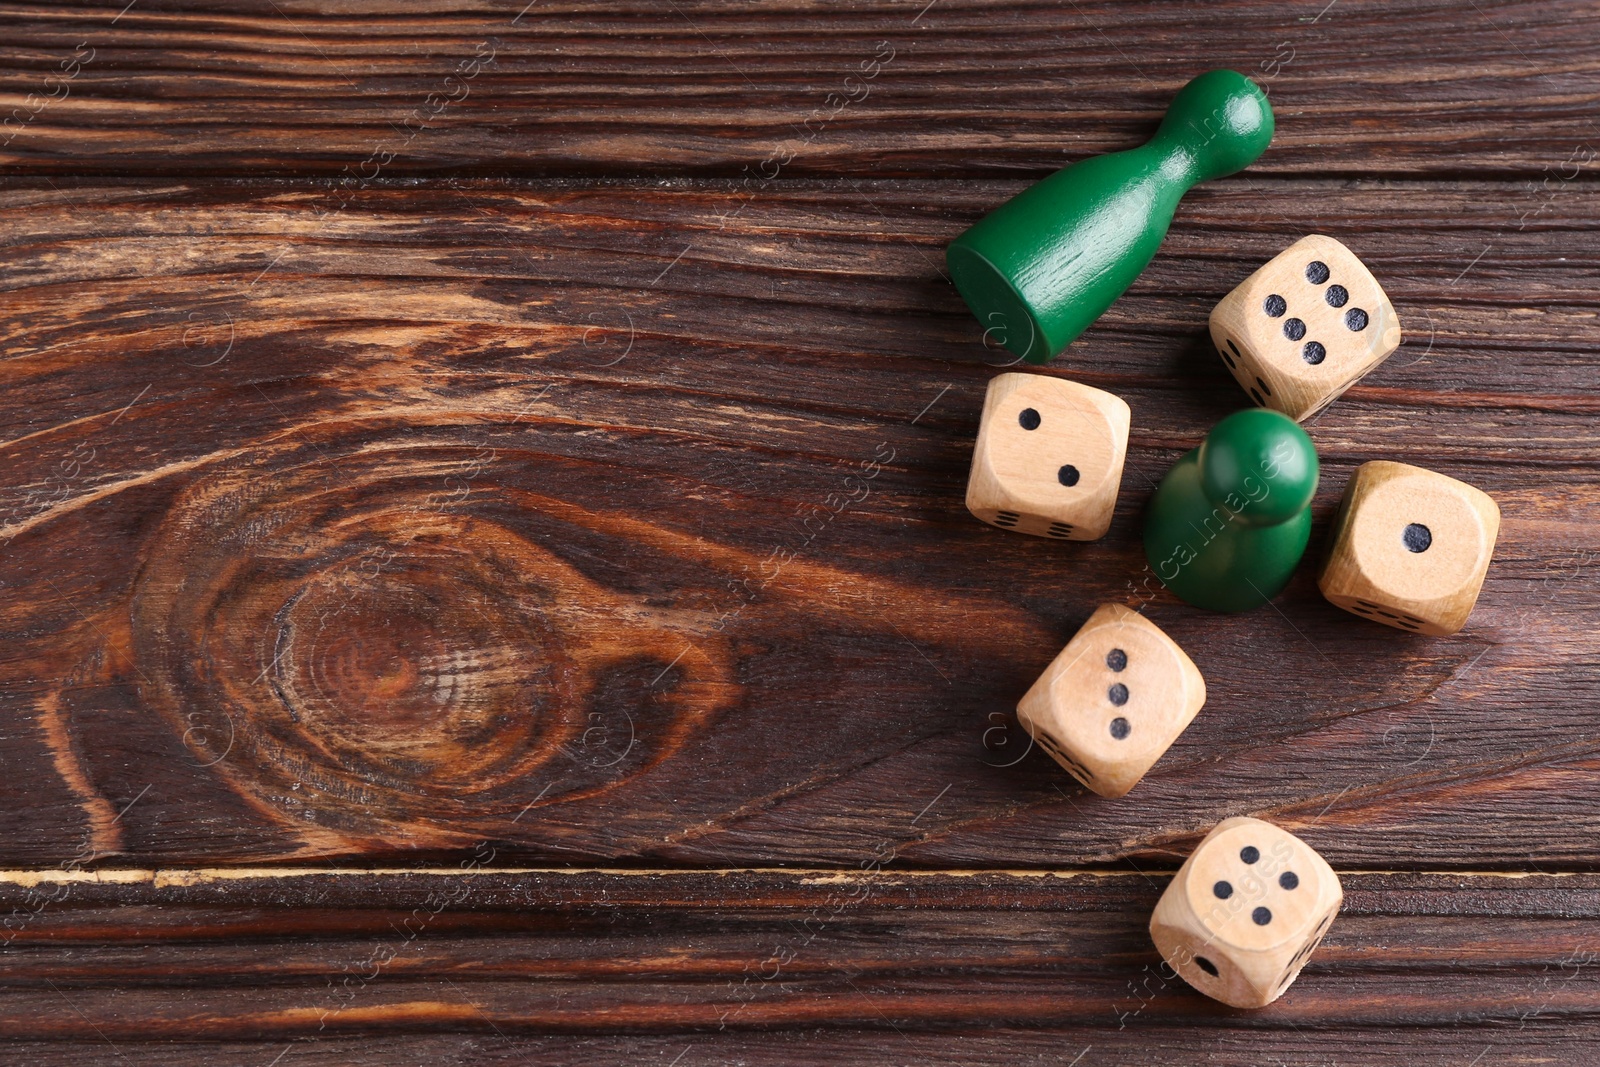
0;1;1597;177
0;869;1597;1056
1;0;1599;1058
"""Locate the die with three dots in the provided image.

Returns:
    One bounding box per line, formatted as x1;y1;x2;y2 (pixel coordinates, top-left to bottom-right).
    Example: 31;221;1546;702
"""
1016;603;1205;798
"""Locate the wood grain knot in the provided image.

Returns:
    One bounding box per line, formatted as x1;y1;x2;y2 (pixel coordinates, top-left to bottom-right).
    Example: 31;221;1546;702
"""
129;440;735;848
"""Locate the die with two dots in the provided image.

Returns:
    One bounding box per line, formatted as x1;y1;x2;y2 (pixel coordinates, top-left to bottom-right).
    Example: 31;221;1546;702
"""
965;372;1129;542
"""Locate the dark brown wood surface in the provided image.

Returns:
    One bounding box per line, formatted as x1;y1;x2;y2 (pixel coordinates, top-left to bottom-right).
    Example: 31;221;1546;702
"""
1;1;1598;1062
1;0;1597;178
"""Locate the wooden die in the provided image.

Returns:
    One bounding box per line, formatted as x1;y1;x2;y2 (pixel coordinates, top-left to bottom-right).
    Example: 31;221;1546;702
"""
965;372;1130;541
1016;604;1205;797
1210;235;1402;421
1318;460;1500;636
1150;816;1342;1009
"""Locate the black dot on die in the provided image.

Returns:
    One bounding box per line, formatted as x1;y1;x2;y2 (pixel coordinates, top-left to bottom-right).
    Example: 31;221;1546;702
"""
1240;846;1260;864
1196;956;1219;977
1108;683;1129;706
1325;284;1349;308
1305;260;1330;284
1302;341;1326;365
1018;407;1041;430
1058;465;1080;487
1264;294;1287;317
1106;648;1127;671
1109;716;1130;740
1346;307;1369;331
1253;906;1273;926
1214;880;1234;900
1283;317;1307;341
1280;871;1300;890
1403;523;1432;552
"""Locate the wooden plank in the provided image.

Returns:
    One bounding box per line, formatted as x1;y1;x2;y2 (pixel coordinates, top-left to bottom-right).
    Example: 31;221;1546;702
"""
0;1;1597;177
9;1032;1600;1067
0;177;1595;869
0;870;1597;1054
7;866;1600;912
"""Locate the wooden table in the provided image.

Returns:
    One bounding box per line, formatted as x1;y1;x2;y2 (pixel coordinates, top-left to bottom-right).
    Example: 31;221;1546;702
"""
2;2;1597;1062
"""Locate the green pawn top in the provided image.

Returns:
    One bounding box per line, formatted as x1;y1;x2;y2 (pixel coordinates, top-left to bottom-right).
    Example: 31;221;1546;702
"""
947;69;1274;364
1144;409;1319;613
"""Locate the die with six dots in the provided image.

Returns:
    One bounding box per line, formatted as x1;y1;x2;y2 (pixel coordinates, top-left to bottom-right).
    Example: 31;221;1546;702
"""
1319;460;1501;636
1150;816;1343;1009
966;372;1130;541
1210;234;1402;421
1016;603;1205;798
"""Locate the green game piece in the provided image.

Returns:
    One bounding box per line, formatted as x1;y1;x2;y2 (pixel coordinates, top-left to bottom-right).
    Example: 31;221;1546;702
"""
1144;408;1318;612
947;69;1274;364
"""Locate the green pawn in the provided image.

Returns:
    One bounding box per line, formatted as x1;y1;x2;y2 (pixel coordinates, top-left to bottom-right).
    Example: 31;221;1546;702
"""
1144;409;1318;612
947;69;1274;364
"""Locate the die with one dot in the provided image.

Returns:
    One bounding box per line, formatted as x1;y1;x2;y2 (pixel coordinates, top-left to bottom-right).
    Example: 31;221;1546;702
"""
1149;816;1342;1009
1209;234;1402;422
1318;460;1501;636
965;372;1130;541
1015;603;1204;797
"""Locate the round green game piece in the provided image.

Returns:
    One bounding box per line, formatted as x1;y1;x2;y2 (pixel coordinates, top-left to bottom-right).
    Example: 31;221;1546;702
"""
947;69;1274;364
1198;409;1318;527
1143;409;1319;612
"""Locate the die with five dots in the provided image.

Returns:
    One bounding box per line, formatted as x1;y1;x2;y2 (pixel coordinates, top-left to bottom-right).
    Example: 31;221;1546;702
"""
1210;235;1402;422
1319;460;1501;636
966;372;1130;541
1150;816;1343;1009
1016;603;1205;798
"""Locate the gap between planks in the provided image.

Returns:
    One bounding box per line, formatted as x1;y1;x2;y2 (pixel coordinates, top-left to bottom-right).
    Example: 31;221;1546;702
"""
0;174;1596;190
0;866;1581;888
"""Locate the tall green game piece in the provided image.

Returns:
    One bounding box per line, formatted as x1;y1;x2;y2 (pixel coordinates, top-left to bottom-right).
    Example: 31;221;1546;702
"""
947;69;1274;364
1144;409;1318;612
